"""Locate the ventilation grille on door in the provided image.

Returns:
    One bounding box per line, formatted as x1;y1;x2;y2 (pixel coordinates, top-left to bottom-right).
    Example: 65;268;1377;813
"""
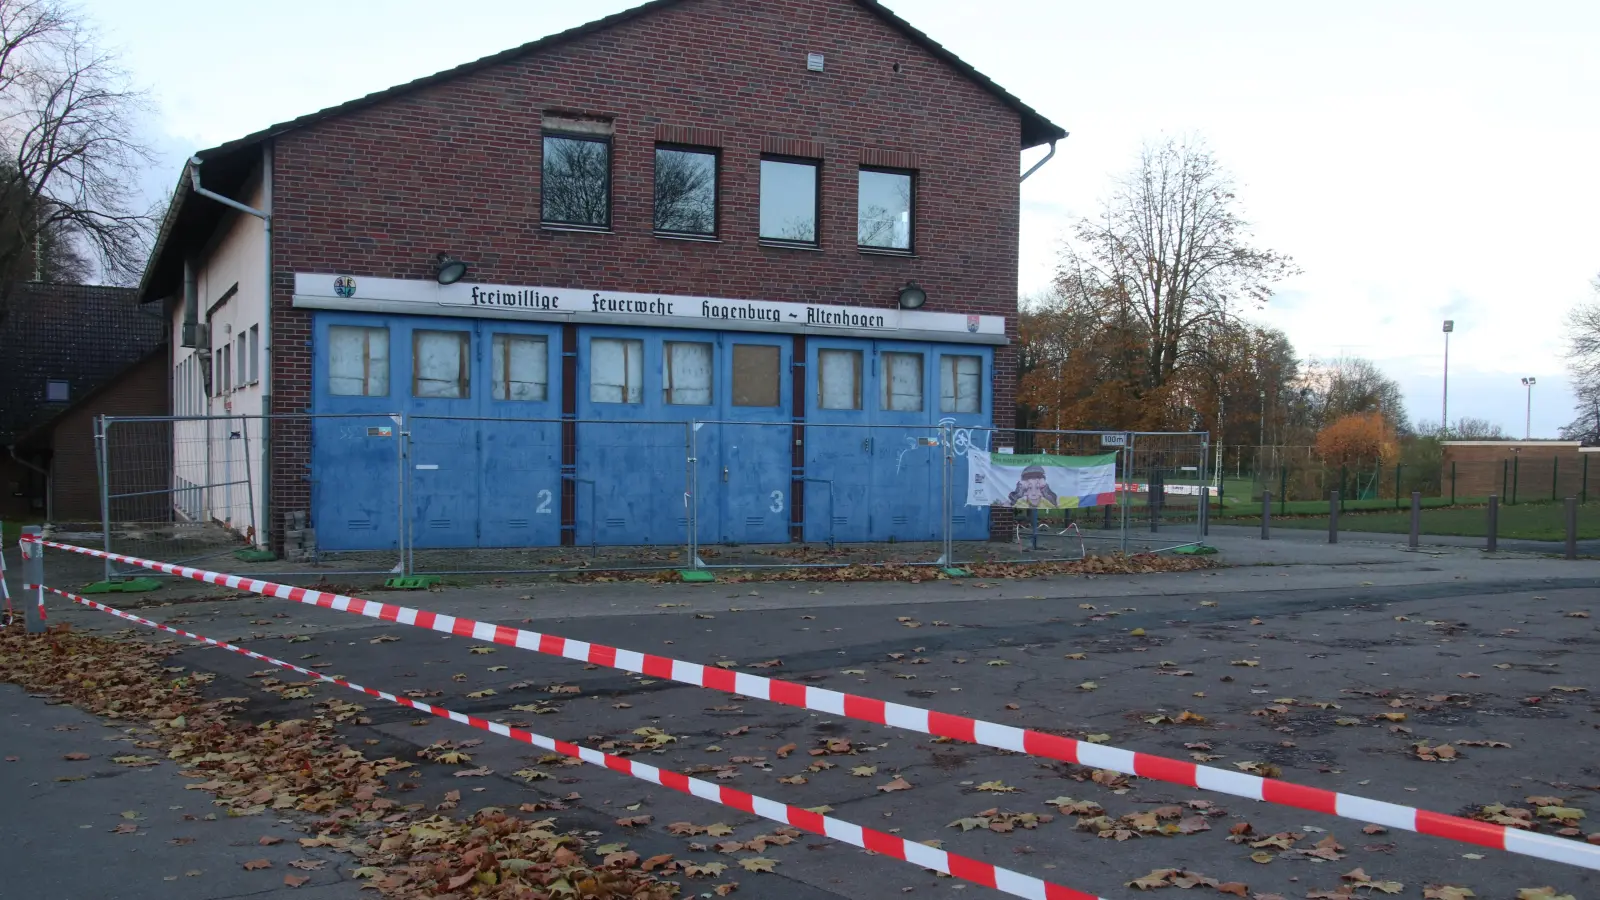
832;516;849;526
745;516;764;528
347;518;374;530
892;514;909;526
605;517;626;528
428;519;451;529
952;515;966;525
676;517;688;528
507;518;529;529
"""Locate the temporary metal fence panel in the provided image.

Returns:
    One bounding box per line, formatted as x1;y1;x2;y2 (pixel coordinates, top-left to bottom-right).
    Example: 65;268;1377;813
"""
90;413;1216;577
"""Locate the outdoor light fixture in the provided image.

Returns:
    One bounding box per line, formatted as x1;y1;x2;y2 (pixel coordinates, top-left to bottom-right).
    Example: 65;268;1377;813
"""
435;253;469;285
897;281;927;310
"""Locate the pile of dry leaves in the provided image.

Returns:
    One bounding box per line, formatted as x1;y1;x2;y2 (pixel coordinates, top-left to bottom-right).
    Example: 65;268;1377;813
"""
0;625;684;899
565;552;1217;584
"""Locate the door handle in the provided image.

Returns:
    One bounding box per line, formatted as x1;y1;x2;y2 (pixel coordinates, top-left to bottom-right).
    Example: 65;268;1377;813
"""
723;466;729;482
862;438;872;452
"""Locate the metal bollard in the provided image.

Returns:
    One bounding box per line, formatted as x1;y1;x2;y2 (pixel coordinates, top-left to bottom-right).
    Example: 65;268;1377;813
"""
1409;492;1421;549
1198;488;1210;537
1486;495;1498;552
1260;491;1272;540
1566;496;1578;560
20;525;47;633
1328;491;1340;543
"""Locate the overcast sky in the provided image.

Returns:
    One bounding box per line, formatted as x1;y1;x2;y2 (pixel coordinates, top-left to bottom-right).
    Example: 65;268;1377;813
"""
87;0;1600;437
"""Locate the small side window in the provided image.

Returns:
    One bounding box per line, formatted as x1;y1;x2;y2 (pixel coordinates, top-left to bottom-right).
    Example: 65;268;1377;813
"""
591;337;644;404
45;379;68;402
940;355;982;413
248;325;260;384
881;352;923;412
492;334;549;401
818;349;862;410
664;341;713;405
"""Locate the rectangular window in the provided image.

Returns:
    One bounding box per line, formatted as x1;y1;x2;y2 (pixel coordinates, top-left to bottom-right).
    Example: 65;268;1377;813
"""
491;334;549;402
731;345;780;407
760;157;819;244
941;355;982;413
236;335;247;387
220;344;232;393
413;330;470;399
663;341;713;405
248;325;260;384
590;337;643;404
45;379;68;402
858;168;913;251
818;348;862;410
654;146;717;236
328;325;389;397
542;134;610;228
882;352;923;412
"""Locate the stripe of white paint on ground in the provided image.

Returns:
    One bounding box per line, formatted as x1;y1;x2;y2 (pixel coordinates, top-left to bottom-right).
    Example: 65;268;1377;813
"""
1334;794;1417;831
1074;743;1137;774
750;796;789;824
821;817;865;849
1504;827;1600;869
900;840;950;874
993;868;1048;900
805;688;847;716
1193;765;1265;801
882;702;930;733
973;721;1027;753
732;673;771;699
612;649;646;673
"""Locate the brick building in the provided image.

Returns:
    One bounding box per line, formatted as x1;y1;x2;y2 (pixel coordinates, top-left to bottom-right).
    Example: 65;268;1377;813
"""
136;0;1064;553
0;283;166;521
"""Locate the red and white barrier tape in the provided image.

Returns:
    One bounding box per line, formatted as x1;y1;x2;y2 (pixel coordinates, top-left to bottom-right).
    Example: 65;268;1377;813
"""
33;583;1100;900
21;538;1600;871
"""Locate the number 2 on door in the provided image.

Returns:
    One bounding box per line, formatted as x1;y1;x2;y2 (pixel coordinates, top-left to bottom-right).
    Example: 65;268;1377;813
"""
536;489;552;514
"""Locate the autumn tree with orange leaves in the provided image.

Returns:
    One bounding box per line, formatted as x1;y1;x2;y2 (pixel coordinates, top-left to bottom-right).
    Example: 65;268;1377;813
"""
1315;411;1397;472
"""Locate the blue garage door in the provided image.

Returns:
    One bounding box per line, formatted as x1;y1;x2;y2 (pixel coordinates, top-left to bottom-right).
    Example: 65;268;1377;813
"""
575;327;791;547
803;338;991;543
311;313;561;551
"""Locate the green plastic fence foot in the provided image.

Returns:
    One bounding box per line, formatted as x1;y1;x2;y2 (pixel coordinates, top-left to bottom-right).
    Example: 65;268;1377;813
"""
678;569;715;583
940;566;970;577
383;575;442;589
233;549;278;562
80;577;161;594
1172;544;1218;556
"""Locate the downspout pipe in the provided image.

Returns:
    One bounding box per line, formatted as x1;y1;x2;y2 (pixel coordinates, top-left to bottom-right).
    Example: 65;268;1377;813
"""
1020;139;1059;183
188;153;273;552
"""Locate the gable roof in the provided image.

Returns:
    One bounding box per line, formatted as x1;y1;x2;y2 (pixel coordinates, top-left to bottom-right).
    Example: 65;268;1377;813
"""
0;283;162;443
197;0;1065;164
139;0;1065;306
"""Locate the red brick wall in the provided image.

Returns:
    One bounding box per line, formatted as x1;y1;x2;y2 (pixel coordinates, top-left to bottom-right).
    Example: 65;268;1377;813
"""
268;0;1026;542
46;352;171;522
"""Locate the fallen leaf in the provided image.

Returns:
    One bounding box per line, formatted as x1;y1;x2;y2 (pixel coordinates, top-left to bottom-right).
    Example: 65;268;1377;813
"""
738;857;777;872
1423;887;1475;900
851;766;877;777
62;752;90;761
775;743;797;759
242;859;272;871
974;780;1017;793
469;646;496;654
283;874;309;888
1078;681;1098;691
878;776;913;793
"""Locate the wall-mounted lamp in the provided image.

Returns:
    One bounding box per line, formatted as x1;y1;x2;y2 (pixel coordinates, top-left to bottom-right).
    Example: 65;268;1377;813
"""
897;281;926;310
435;253;469;285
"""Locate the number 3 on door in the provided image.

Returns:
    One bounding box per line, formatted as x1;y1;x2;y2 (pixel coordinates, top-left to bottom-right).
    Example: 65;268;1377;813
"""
769;490;784;514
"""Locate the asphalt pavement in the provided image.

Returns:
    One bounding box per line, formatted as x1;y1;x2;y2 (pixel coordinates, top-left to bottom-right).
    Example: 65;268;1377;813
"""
3;536;1598;899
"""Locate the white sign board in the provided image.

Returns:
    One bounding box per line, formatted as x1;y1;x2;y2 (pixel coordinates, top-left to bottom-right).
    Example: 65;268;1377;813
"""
293;274;1007;344
1100;433;1127;447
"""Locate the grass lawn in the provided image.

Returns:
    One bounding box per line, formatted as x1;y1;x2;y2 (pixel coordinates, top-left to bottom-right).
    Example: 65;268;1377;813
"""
2;519;40;546
1222;500;1600;541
